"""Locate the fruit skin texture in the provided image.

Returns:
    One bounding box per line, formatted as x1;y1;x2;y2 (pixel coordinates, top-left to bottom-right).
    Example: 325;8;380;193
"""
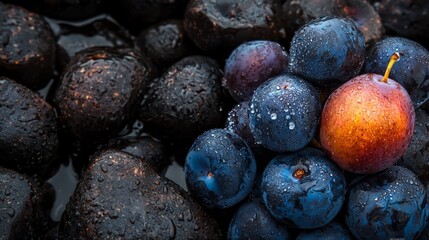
185;129;257;209
320;73;415;174
223;40;289;102
261;148;346;229
249;73;321;152
227;198;291;240
288;16;365;86
345;166;429;240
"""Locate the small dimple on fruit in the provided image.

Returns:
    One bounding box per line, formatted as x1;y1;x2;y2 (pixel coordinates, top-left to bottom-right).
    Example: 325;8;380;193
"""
293;169;305;180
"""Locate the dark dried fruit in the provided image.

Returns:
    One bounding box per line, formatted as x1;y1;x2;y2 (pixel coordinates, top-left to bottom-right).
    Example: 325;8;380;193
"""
140;56;228;144
184;0;284;53
56;18;134;70
3;0;108;21
0;77;59;176
59;150;222;239
137;19;193;68
0;167;37;239
0;3;56;90
375;0;429;41
53;47;157;143
100;135;171;172
108;0;186;34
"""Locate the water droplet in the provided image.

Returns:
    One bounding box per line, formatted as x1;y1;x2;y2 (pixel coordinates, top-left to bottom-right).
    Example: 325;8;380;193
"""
270;113;277;120
100;164;108;173
289;122;295;130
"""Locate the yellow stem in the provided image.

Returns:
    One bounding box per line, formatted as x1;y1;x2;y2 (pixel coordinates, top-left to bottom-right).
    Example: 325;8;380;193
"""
381;52;400;83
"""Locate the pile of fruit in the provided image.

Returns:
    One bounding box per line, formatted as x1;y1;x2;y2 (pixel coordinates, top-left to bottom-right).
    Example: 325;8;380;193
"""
0;0;429;239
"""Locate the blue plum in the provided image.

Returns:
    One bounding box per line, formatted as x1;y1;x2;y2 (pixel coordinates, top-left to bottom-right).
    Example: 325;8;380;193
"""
363;37;429;107
223;40;289;102
249;73;321;152
296;222;353;240
184;129;257;209
225;101;275;163
261;148;346;229
225;101;262;153
345;166;429;240
227;198;292;240
288;16;365;86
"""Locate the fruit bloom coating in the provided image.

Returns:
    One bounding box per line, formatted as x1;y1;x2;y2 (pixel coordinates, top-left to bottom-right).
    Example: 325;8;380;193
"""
320;74;415;174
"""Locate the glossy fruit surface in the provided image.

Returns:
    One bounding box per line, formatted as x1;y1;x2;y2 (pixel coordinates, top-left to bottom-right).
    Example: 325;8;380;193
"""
223;40;289;102
345;166;428;240
249;73;321;152
363;37;429;107
288;16;365;86
227;198;291;240
185;129;256;209
261;148;346;229
320;73;415;174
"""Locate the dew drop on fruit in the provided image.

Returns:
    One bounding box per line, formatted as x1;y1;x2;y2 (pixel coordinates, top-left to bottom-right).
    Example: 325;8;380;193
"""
289;122;295;130
270;113;277;120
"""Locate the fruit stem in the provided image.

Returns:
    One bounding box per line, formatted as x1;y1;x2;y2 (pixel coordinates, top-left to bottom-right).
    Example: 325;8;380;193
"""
381;52;400;83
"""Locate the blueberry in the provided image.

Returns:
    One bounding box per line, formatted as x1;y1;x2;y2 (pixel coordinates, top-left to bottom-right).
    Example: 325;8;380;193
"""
345;166;429;240
227;198;292;240
363;37;429;107
223;40;289;102
249;73;321;152
261;148;346;229
296;222;353;240
185;129;257;209
288;16;365;87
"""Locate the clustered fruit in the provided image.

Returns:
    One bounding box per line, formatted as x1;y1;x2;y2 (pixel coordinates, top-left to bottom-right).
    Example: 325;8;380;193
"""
0;0;429;239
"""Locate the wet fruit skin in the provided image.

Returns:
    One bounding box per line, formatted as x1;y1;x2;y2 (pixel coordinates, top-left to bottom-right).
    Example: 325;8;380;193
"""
53;47;157;143
320;73;415;174
184;0;283;53
397;109;429;185
261;148;346;229
0;77;59;176
139;56;227;144
108;0;185;34
296;222;354;240
223;40;289;102
227;198;292;240
60;150;223;239
0;167;37;239
100;135;171;173
288;16;365;87
0;3;56;90
136;19;192;68
184;129;257;209
363;37;429;107
345;166;429;240
249;73;322;152
283;0;382;46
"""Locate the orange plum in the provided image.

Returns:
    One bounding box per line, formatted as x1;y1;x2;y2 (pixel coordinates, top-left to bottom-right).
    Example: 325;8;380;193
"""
320;53;415;174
